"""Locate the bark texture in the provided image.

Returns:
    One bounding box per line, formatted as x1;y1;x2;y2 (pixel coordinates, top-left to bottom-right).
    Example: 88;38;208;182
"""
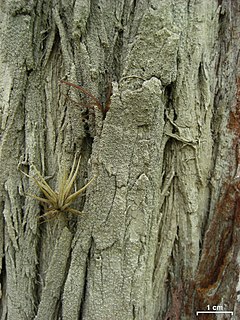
0;0;239;319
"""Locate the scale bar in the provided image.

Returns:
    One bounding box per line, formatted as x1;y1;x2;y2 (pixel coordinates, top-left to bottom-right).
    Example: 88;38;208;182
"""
196;311;233;315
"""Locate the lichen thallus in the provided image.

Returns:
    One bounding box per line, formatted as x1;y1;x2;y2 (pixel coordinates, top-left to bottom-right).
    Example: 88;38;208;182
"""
20;155;96;222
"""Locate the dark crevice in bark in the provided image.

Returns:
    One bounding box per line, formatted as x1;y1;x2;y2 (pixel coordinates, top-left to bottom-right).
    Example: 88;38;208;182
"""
132;303;136;319
164;83;174;107
55;298;62;320
113;27;124;82
78;237;93;320
199;182;213;252
164;83;178;127
0;255;6;319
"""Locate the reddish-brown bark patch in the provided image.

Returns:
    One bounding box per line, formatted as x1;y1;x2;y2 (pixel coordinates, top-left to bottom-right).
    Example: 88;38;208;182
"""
184;77;240;319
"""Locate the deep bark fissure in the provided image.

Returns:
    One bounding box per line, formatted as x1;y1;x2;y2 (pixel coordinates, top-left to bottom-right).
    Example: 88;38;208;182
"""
78;238;93;320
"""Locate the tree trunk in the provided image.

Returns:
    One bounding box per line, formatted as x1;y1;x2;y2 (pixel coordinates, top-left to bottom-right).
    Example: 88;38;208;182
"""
0;0;239;319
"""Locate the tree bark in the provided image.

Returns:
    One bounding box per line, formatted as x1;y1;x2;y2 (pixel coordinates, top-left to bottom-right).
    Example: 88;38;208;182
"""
0;0;239;319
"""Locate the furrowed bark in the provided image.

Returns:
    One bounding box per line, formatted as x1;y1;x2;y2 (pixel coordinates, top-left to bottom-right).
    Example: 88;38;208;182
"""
0;1;239;319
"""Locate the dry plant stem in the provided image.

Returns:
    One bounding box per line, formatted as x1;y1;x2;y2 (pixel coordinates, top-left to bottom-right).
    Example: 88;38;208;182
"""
20;156;96;221
62;93;95;110
60;80;103;112
60;79;112;116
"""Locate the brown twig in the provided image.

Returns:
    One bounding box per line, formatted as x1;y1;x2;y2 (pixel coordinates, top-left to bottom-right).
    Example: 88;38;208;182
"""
60;80;111;115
